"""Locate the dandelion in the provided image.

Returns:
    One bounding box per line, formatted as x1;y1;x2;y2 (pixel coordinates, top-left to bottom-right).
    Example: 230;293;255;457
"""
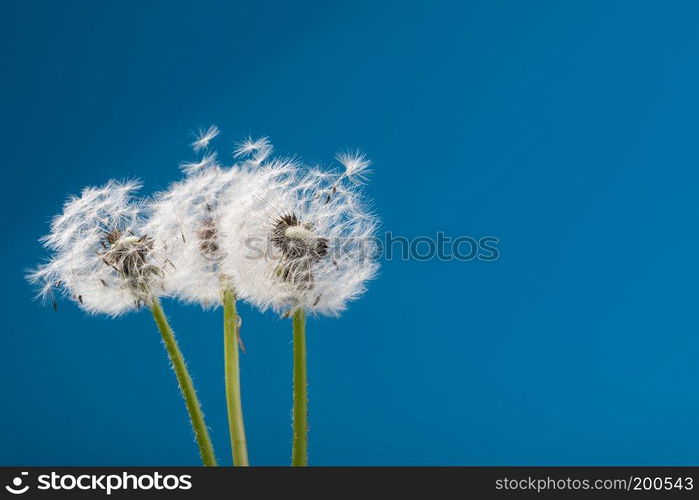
28;180;217;466
219;154;379;465
146;147;251;465
191;125;220;152
143;133;290;465
28;180;156;315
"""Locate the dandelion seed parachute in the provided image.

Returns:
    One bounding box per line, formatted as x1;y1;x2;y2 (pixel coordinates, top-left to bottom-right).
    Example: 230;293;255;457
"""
234;136;273;164
179;151;219;175
335;150;372;185
191;125;221;152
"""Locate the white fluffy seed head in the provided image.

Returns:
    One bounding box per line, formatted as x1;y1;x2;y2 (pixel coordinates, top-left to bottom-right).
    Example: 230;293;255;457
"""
219;155;379;317
144;163;242;308
28;180;166;316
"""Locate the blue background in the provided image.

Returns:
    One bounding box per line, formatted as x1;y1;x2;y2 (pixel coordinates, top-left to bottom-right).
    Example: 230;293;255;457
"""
2;0;698;465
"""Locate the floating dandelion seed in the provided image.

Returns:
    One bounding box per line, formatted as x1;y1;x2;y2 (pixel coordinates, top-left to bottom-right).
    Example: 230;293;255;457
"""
179;151;219;175
191;124;220;151
234;136;273;164
336;149;372;184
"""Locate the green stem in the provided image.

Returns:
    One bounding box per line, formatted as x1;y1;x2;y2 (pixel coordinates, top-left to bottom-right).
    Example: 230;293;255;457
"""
223;288;249;466
291;308;308;466
150;298;217;466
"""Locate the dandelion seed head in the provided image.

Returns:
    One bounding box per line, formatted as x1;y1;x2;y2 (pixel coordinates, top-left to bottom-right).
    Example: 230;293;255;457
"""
220;161;379;317
29;180;166;316
144;164;243;308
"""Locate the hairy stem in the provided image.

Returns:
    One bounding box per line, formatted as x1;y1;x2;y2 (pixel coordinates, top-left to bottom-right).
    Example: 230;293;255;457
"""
150;298;217;466
291;308;308;466
223;288;249;466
